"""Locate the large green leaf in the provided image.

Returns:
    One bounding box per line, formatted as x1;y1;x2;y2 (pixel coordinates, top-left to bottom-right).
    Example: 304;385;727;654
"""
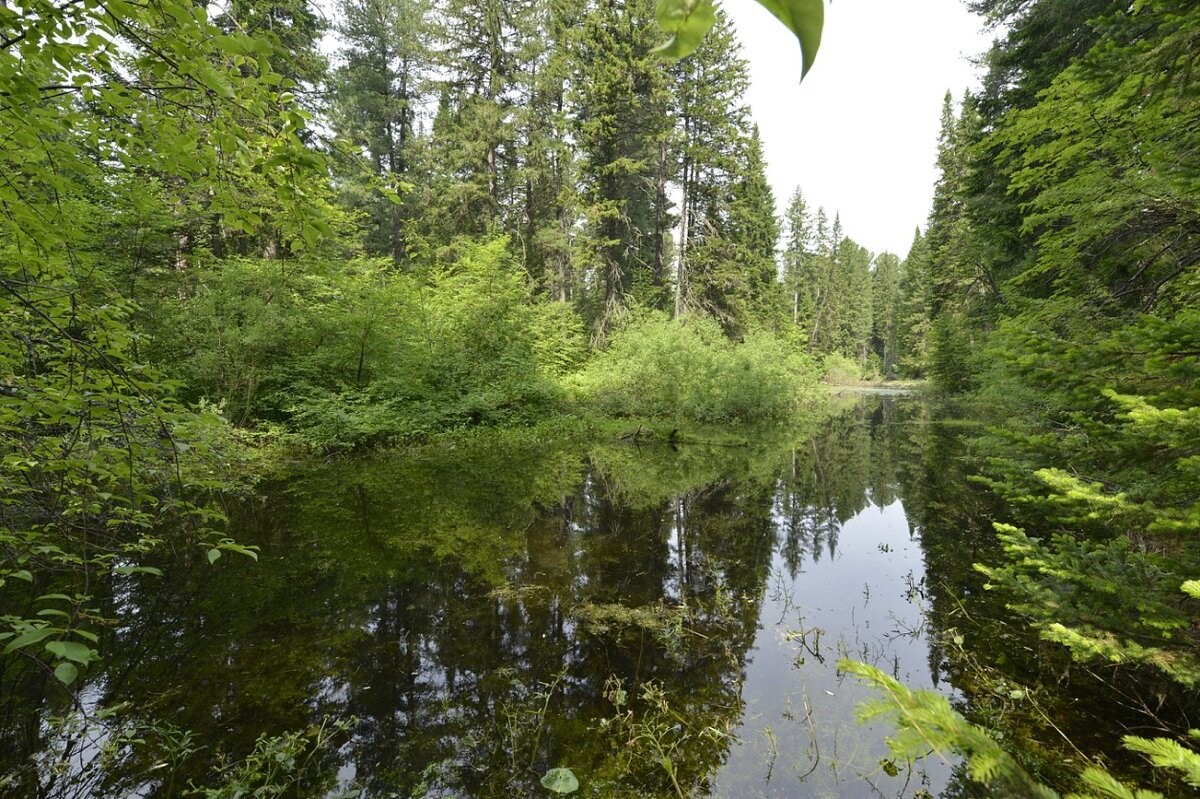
652;0;718;59
652;0;823;79
2;627;56;654
751;0;824;79
45;640;95;665
54;662;79;686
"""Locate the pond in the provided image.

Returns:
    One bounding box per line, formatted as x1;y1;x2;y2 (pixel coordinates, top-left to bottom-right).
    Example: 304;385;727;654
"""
1;396;1067;798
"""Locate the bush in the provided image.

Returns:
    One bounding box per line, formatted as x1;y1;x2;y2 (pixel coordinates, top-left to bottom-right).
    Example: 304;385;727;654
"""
567;311;819;423
150;238;572;451
820;353;863;385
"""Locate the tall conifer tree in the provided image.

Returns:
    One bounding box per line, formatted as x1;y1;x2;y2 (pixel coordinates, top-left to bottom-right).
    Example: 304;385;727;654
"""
571;0;672;332
330;0;432;262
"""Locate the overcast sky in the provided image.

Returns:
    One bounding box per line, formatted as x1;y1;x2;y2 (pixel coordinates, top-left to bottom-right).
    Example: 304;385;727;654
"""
724;0;994;257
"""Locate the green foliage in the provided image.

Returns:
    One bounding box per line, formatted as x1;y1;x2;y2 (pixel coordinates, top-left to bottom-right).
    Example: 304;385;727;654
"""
844;659;1200;799
567;312;820;423
651;0;822;79
978;526;1200;686
820;353;863;384
841;659;1060;798
0;0;320;685
191;718;356;799
153;238;571;452
875;3;1200;794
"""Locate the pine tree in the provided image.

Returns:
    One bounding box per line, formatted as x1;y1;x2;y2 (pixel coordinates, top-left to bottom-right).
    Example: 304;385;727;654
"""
684;123;780;337
925;91;980;391
805;211;843;353
420;0;540;242
725;126;780;331
831;236;872;363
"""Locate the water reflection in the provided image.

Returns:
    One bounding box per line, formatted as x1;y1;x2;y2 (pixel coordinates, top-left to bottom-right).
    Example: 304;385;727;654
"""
1;397;1007;798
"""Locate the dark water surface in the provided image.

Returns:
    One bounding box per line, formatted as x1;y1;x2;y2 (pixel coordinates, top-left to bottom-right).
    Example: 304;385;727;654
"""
3;397;1037;798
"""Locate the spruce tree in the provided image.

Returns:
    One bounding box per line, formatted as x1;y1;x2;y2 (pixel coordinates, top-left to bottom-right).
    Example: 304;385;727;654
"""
725;126;780;331
925;91;980;391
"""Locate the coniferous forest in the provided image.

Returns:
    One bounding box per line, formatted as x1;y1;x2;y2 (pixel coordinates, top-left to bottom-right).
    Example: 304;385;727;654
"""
2;0;1199;797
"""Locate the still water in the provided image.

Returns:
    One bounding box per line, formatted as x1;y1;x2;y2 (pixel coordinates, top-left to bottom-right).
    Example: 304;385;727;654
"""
2;397;1020;798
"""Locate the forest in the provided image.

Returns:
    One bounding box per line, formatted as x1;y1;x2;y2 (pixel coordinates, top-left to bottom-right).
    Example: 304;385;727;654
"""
1;0;1198;797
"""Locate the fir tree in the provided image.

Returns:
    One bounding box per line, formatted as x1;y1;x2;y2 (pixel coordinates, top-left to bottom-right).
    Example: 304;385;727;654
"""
672;9;751;320
571;0;672;332
894;227;930;377
871;252;901;377
513;0;584;300
329;0;433;262
782;187;815;330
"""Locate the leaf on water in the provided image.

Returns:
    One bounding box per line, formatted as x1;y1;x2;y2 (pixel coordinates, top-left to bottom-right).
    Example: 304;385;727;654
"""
54;661;79;686
540;767;579;794
651;0;717;59
751;0;824;80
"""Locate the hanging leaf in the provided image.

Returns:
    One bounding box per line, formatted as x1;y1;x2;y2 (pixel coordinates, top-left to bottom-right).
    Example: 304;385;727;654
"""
54;661;79;686
45;640;94;665
751;0;824;79
651;0;717;59
540;767;579;794
2;627;57;654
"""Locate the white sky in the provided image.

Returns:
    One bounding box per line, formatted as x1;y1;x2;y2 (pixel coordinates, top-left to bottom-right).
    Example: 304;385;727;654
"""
724;0;995;257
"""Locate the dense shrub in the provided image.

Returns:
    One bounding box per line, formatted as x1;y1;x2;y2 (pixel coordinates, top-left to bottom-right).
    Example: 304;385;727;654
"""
567;311;820;423
820;353;863;384
150;238;572;451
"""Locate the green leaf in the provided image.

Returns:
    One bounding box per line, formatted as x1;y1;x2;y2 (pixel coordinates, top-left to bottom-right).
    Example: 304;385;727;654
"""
114;565;163;577
1182;580;1200;600
651;0;717;59
540;767;579;794
54;661;79;685
751;0;824;79
3;627;56;654
207;548;221;564
45;640;94;664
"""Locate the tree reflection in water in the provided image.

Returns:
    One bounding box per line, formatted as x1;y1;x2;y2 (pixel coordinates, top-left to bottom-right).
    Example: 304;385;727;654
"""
0;397;1069;799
